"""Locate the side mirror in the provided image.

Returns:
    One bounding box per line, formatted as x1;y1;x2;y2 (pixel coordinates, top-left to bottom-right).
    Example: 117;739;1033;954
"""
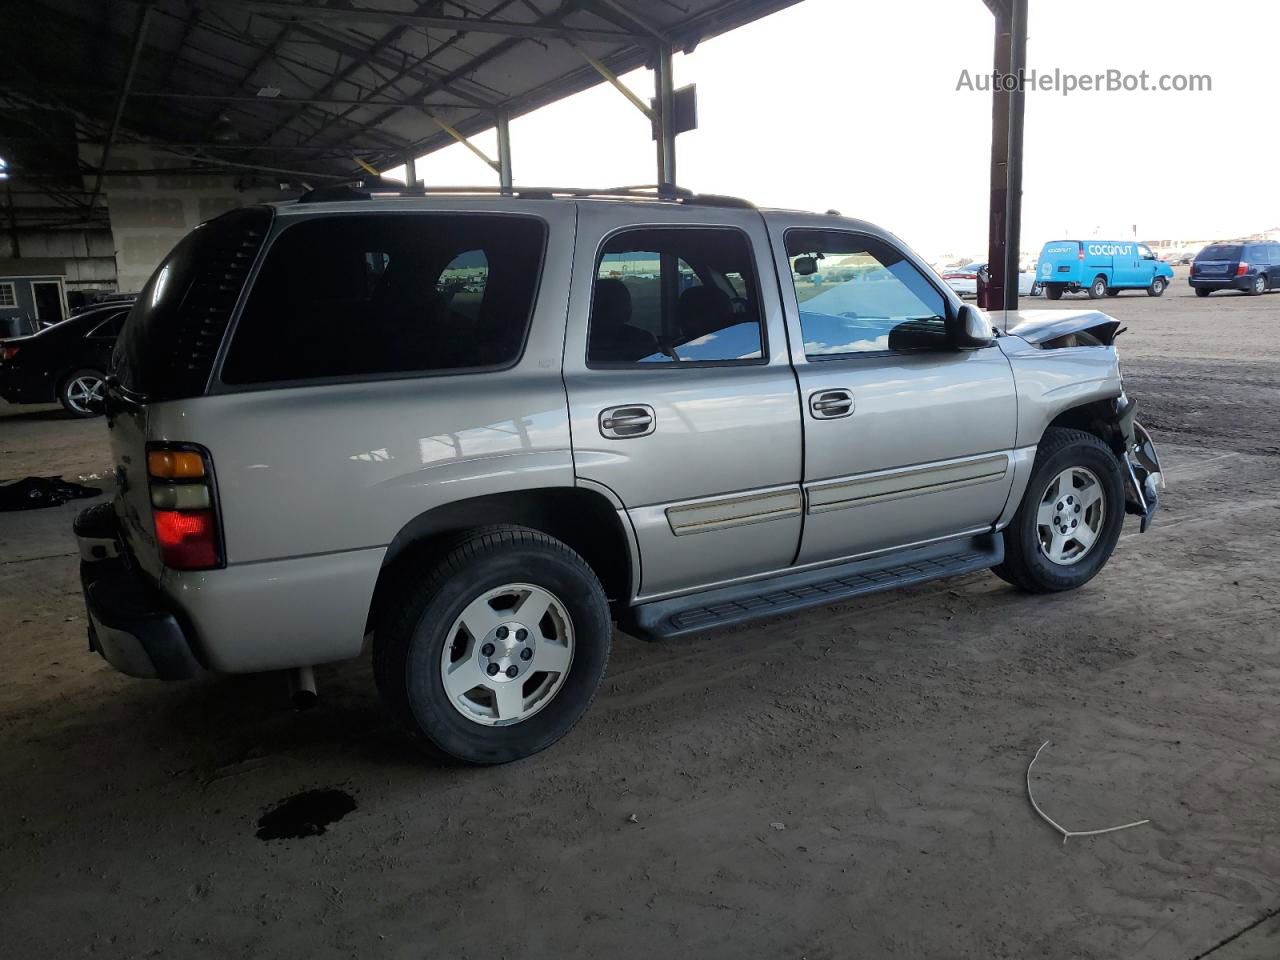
948;304;994;349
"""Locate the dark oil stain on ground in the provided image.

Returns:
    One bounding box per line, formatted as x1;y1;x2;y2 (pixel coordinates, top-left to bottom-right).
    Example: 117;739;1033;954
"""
256;789;356;841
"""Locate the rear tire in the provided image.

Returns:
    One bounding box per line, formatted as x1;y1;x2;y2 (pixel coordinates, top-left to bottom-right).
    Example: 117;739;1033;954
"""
1044;285;1064;301
1195;287;1211;298
373;526;611;765
58;368;106;418
1148;276;1167;297
1250;274;1266;296
1088;276;1108;299
992;428;1126;593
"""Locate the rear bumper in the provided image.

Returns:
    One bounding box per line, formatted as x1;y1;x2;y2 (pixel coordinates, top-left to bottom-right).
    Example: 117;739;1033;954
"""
75;504;203;680
1189;276;1251;291
0;365;57;404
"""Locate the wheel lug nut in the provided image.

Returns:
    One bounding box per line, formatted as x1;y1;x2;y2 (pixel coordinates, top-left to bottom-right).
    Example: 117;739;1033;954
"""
1057;502;1063;510
1071;520;1077;528
506;665;518;678
520;648;533;661
486;663;500;676
1074;505;1081;513
516;628;528;641
496;626;509;639
481;642;495;656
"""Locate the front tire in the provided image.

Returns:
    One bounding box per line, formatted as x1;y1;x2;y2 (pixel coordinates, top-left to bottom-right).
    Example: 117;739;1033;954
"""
992;428;1126;593
374;526;611;764
1148;276;1167;297
59;368;106;418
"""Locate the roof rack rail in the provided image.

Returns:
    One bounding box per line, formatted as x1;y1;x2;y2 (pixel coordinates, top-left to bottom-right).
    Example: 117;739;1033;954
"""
298;179;753;209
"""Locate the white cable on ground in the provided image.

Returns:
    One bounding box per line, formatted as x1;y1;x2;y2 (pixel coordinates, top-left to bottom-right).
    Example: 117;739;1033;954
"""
1026;740;1151;844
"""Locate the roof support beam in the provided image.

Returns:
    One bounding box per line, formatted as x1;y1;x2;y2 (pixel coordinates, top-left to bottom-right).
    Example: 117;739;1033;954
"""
571;42;655;120
654;43;676;191
496;111;513;194
206;0;641;45
421;111;501;174
88;2;152;214
52;90;472;109
980;0;1027;313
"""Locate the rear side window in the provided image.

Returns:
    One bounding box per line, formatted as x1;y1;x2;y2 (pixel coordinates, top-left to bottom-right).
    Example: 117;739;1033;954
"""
1197;244;1242;261
587;227;765;365
114;206;272;400
221;213;544;385
1246;245;1269;264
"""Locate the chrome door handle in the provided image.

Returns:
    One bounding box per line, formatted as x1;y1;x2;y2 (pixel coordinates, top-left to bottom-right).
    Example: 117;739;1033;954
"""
599;404;656;439
809;389;854;419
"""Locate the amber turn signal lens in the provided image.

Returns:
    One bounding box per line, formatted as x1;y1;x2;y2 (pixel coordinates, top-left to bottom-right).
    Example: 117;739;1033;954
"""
148;449;205;479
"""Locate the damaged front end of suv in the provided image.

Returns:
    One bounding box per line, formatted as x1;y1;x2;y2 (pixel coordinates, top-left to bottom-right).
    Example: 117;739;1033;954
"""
1004;309;1165;532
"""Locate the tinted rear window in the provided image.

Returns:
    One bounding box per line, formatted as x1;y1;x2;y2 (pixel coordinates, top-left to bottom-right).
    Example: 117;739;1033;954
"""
220;213;545;386
114;206;272;400
1197;244;1242;261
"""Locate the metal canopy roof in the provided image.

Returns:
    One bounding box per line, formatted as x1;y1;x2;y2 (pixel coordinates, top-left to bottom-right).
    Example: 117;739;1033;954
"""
0;0;801;187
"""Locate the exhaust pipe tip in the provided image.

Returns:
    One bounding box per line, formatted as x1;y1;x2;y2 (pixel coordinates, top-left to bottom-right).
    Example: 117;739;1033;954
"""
287;665;317;711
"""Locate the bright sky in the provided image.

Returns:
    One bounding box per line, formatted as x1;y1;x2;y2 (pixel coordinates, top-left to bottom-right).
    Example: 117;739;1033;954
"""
391;0;1279;261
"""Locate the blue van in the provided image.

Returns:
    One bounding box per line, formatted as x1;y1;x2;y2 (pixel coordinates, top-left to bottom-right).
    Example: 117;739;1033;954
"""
1036;240;1174;300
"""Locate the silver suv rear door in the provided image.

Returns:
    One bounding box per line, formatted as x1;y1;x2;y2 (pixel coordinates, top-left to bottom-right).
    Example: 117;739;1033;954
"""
766;214;1019;566
563;201;803;601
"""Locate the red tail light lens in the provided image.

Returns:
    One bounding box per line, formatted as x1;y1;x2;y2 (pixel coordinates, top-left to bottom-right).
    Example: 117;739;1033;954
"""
1237;262;1248;276
147;442;222;570
1077;244;1085;261
154;509;219;569
1;344;19;361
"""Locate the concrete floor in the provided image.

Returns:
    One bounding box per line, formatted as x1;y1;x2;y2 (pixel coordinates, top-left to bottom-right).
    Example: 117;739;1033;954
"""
2;275;1279;959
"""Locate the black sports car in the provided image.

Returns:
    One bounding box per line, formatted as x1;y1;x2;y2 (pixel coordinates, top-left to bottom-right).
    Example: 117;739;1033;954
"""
0;304;130;417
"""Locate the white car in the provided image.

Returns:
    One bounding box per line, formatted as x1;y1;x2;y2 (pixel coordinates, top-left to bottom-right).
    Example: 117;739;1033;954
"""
942;262;1041;298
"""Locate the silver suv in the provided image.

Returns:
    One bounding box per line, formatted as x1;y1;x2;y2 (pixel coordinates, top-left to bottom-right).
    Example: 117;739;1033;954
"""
74;186;1163;764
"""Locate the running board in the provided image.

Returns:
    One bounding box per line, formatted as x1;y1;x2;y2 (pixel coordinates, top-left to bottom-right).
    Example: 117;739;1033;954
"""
622;533;1002;640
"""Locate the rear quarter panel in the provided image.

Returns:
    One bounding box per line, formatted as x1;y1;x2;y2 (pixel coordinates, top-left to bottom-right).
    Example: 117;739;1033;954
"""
148;199;577;672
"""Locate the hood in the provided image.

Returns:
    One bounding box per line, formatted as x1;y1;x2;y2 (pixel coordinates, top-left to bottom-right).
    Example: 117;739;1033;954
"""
992;309;1122;346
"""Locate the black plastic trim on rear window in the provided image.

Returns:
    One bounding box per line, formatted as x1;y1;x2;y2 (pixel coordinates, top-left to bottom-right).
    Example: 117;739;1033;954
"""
113;206;273;401
214;211;548;391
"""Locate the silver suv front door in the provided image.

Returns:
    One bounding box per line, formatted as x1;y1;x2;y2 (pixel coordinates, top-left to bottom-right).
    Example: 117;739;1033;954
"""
563;202;803;600
767;216;1018;566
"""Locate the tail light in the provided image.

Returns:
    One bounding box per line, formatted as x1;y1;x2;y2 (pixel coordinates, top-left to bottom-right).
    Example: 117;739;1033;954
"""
1077;244;1085;261
1237;262;1249;276
146;443;222;570
1;344;19;361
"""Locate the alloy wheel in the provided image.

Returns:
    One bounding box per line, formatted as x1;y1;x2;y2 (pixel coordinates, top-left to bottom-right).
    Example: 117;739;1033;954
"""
65;375;104;415
439;583;575;726
1035;467;1106;566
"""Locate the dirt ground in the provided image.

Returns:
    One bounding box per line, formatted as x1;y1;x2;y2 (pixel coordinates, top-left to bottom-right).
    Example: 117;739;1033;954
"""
2;272;1279;959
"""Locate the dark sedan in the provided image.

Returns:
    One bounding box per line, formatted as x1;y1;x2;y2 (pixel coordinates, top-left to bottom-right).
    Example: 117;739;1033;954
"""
0;305;129;416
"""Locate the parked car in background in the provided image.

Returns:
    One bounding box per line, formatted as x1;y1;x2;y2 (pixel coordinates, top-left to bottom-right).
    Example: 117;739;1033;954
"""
69;291;136;317
1189;242;1280;297
0;304;130;416
942;262;1040;298
73;190;1163;765
1036;240;1173;299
